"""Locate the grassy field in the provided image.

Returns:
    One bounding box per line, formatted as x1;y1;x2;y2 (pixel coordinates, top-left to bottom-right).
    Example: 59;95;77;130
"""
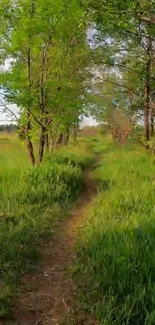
2;132;155;324
75;136;155;325
0;133;93;318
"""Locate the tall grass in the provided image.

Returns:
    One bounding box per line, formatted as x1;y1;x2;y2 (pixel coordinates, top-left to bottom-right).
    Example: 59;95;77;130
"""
75;138;155;325
0;135;93;318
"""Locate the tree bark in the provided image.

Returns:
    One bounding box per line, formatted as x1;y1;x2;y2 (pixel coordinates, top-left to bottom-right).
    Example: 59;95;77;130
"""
144;38;152;142
73;121;78;142
27;24;35;166
51;137;56;151
26;1;36;166
57;133;64;145
66;129;70;145
64;126;70;146
144;84;150;141
38;126;46;165
26;117;35;166
150;107;154;137
45;132;49;152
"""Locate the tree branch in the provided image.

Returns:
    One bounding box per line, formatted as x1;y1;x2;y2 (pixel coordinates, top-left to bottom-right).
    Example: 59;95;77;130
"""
0;99;19;122
120;27;155;42
94;61;140;75
94;76;139;96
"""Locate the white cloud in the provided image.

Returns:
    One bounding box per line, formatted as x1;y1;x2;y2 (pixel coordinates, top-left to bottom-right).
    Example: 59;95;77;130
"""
81;116;98;126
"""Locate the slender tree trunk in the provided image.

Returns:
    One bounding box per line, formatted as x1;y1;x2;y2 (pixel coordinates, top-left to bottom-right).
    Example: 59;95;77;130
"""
26;116;35;166
57;133;64;146
150;107;154;137
144;84;150;141
64;126;70;146
51;137;56;151
38;126;46;165
144;38;152;142
27;15;35;166
45;132;49;152
66;129;70;145
38;38;50;162
74;121;78;142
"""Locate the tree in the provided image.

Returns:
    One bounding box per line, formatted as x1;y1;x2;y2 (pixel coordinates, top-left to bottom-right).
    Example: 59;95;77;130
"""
0;0;90;165
87;67;133;143
84;0;155;143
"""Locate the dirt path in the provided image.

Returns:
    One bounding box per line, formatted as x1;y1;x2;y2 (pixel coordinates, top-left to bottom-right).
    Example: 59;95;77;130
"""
4;168;98;325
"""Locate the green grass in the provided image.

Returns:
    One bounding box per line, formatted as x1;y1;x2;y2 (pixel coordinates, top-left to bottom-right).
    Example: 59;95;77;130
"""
0;134;93;319
75;137;155;325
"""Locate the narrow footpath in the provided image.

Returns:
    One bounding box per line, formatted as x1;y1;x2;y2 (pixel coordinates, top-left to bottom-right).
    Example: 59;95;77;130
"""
4;167;98;325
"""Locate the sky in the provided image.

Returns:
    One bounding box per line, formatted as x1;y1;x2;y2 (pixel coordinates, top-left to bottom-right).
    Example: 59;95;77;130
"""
82;116;98;126
0;101;98;126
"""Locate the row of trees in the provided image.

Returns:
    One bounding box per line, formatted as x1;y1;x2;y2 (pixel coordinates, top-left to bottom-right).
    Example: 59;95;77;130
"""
1;0;155;163
0;124;17;132
87;0;155;145
0;0;91;165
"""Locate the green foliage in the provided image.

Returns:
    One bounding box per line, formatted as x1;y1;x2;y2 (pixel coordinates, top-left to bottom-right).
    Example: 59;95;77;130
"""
0;0;90;162
75;137;155;325
85;0;155;142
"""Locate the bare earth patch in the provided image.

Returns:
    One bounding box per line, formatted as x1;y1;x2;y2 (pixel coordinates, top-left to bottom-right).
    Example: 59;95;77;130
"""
2;169;98;325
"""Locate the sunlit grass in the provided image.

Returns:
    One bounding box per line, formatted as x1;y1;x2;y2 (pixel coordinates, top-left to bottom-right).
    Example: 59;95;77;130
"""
75;137;155;325
0;133;28;169
0;133;93;318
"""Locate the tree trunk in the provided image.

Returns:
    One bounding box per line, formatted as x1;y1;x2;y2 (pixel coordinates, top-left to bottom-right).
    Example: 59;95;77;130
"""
64;127;70;146
144;38;152;142
45;132;49;152
26;114;35;166
26;1;35;166
66;129;70;145
26;133;35;166
150;107;154;137
144;84;150;141
73;122;78;142
38;126;46;165
51;138;56;151
27;138;35;166
57;133;64;146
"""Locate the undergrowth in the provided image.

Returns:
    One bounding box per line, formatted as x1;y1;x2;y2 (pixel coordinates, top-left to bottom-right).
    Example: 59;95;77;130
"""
75;137;155;325
0;140;92;319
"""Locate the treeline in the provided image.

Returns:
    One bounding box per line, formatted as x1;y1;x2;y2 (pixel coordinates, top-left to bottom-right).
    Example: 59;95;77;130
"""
0;124;17;132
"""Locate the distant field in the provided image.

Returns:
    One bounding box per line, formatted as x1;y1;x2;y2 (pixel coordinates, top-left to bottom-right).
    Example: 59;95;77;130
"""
0;132;28;168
